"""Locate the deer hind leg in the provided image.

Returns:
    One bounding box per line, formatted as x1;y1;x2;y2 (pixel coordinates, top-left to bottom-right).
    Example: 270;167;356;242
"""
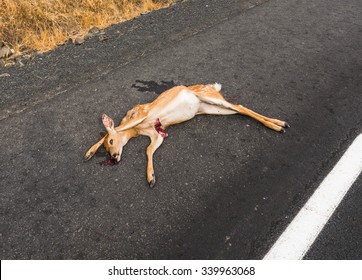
199;95;289;133
197;103;237;115
146;133;164;188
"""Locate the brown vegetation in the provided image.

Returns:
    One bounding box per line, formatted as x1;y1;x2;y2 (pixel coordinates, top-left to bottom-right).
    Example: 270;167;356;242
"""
0;0;174;54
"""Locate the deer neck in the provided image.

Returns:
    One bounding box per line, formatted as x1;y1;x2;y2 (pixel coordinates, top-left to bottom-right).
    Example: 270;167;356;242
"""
121;128;138;142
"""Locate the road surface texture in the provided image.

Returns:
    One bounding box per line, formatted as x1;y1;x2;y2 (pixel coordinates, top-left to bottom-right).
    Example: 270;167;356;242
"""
305;176;362;259
1;0;361;259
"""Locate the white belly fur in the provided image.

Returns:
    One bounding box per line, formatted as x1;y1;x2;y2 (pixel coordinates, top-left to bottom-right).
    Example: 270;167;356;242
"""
148;89;200;126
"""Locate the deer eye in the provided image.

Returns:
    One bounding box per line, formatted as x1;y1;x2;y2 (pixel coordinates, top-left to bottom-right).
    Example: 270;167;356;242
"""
109;139;113;145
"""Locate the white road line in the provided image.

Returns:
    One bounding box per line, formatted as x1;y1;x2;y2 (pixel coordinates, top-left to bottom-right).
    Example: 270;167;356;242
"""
264;133;362;260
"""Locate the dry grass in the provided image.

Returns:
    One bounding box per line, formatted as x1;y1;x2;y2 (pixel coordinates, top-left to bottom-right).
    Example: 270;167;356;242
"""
0;0;174;54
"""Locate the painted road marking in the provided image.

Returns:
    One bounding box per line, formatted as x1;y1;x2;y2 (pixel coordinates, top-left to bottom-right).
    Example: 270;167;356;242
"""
264;133;362;260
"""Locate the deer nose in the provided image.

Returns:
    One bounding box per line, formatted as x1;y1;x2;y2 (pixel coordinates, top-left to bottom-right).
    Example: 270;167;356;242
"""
112;153;121;162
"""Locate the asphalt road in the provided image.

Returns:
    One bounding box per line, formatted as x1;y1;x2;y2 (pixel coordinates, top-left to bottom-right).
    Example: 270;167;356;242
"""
1;0;361;259
304;175;362;260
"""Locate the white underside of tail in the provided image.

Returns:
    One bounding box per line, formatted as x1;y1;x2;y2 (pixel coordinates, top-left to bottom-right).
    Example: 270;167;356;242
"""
214;83;222;92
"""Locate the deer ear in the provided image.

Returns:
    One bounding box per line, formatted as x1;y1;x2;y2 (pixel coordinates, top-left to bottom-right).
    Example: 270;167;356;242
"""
102;114;115;133
99;131;107;138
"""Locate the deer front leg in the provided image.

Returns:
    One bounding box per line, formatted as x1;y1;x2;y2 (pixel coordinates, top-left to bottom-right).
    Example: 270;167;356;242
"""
146;133;164;188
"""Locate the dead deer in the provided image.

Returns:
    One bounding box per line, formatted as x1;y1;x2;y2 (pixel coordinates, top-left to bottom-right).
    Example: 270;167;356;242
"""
85;83;289;187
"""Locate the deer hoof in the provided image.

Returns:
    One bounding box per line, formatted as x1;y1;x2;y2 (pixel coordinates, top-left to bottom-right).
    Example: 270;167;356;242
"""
284;122;290;128
148;174;156;188
280;127;286;133
84;152;94;161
